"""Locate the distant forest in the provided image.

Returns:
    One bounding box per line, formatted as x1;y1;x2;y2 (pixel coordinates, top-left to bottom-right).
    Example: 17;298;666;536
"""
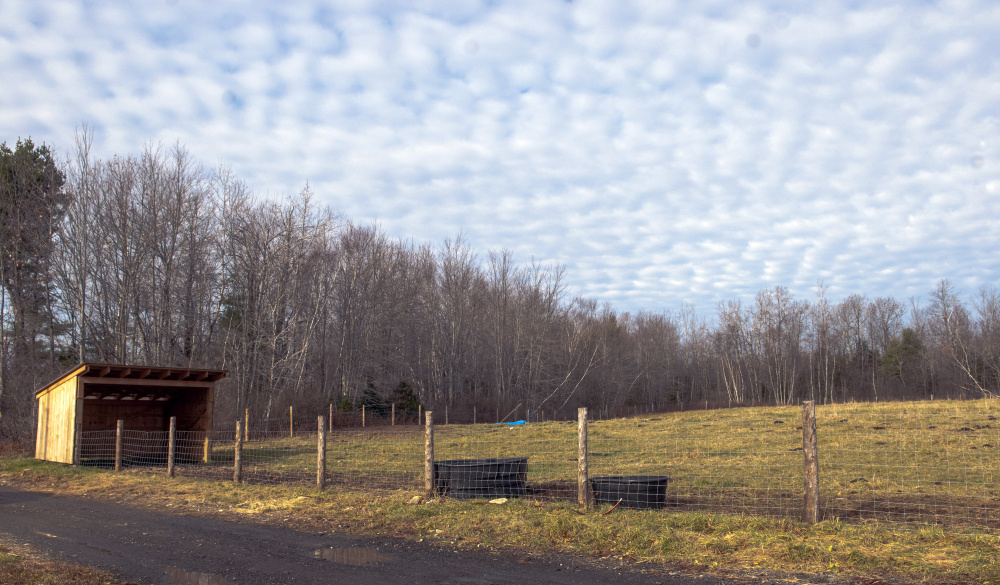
2;131;999;444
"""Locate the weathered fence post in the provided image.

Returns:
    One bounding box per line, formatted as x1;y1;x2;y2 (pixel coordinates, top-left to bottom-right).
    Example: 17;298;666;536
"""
244;408;249;442
473;406;476;425
578;407;592;508
114;419;124;472
329;403;334;433
445;405;449;425
203;435;211;464
802;400;820;525
392;403;396;426
289;406;294;438
234;421;243;484
167;416;177;478
317;416;326;492
424;411;434;498
362;405;366;428
418;405;422;427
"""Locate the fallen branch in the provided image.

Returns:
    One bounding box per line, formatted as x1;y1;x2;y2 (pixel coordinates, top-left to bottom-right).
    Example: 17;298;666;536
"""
601;499;623;515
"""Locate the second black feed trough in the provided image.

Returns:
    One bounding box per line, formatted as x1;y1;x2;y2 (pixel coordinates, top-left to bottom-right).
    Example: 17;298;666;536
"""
433;456;528;499
590;475;670;509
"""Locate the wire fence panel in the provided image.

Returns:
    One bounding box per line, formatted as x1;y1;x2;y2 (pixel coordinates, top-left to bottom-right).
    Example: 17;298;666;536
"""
122;430;171;467
324;428;424;491
434;422;579;501
77;430;117;469
818;401;1000;531
590;412;801;515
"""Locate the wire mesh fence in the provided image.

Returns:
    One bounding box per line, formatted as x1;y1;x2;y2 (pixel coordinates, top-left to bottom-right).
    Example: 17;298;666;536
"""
325;427;424;491
77;430;118;468
435;421;579;501
818;401;1000;531
71;399;1000;534
588;413;801;515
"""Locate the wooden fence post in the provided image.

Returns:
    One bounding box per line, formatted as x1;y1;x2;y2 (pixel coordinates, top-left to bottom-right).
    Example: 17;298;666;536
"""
473;406;476;425
329;403;334;433
114;420;124;472
289;406;294;438
392;403;396;426
244;408;249;442
317;416;326;492
445;405;448;425
424;411;434;498
362;405;366;428
203;435;211;464
418;405;422;427
802;400;820;525
167;416;176;478
234;421;243;484
578;407;592;508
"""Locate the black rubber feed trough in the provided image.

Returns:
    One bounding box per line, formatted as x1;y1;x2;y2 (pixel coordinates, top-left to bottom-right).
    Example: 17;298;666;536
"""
433;457;528;499
590;475;670;509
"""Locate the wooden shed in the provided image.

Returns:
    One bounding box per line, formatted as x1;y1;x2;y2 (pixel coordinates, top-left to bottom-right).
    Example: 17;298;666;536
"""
35;363;227;464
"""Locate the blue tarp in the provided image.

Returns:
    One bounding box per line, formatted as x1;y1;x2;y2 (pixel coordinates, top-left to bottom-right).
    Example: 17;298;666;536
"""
496;420;526;425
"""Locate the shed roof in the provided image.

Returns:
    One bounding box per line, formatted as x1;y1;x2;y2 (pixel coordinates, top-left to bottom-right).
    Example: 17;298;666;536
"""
36;363;228;399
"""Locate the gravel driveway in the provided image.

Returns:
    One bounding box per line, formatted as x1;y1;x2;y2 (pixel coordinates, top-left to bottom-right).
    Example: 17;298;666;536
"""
0;486;734;585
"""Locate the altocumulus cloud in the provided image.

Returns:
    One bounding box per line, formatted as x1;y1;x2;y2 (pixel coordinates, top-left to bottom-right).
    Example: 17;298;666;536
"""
1;0;999;315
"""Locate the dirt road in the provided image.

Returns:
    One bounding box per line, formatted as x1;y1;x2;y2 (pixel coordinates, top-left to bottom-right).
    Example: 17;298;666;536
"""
0;486;738;585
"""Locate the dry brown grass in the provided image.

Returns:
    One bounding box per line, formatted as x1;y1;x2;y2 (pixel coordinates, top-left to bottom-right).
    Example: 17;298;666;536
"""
0;539;128;585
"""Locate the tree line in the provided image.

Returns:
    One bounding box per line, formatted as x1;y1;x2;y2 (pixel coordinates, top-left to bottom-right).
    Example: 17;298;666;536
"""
1;131;998;444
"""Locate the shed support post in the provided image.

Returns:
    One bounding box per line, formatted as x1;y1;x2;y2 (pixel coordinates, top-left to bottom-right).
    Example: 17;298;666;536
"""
234;421;243;484
115;420;124;472
167;416;177;477
73;397;84;467
73;426;81;467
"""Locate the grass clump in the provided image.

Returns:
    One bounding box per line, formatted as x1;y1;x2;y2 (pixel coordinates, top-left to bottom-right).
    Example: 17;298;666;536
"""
0;540;126;585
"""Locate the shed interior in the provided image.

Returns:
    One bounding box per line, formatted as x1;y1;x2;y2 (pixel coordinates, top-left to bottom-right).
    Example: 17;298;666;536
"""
79;369;219;433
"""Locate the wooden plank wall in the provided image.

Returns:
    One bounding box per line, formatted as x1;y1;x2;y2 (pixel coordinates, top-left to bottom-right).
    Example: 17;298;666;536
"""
35;376;79;464
79;388;210;432
81;401;168;432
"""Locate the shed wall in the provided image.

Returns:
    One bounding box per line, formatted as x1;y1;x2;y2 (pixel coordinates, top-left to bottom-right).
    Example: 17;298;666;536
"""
35;376;79;464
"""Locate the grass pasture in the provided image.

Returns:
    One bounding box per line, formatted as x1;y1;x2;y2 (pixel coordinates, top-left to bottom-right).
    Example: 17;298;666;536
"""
7;398;1000;583
135;398;1000;531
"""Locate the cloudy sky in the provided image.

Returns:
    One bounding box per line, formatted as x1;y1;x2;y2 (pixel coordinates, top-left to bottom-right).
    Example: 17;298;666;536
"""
2;0;998;316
